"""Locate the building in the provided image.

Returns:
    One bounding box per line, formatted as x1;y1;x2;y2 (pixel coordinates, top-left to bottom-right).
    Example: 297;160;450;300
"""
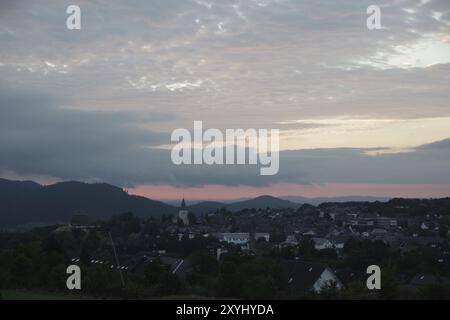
283;260;344;294
284;234;299;246
178;198;189;226
372;228;388;236
312;237;333;250
217;232;270;245
131;255;193;279
353;215;397;229
375;217;398;229
218;232;250;245
355;217;375;227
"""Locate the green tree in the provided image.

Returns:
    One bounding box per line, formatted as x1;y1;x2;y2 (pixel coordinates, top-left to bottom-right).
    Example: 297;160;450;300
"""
418;284;450;300
144;258;165;286
156;273;182;296
10;254;33;288
191;251;219;275
80;243;91;265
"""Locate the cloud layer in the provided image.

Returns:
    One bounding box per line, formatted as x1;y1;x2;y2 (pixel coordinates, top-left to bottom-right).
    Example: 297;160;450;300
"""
1;88;449;188
0;0;449;193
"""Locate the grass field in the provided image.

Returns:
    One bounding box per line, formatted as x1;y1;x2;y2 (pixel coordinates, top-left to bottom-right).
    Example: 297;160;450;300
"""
0;290;223;300
0;289;79;300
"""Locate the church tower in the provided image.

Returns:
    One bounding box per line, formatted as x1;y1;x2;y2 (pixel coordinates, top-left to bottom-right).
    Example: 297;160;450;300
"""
178;197;189;225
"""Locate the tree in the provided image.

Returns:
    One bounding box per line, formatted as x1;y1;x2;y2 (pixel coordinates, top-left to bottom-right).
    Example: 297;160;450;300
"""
43;234;65;256
80;243;91;265
10;254;33;288
156;273;182;296
418;284;450;300
341;281;373;300
144;258;165;286
216;260;243;297
377;267;398;300
191;251;218;275
109;212;141;237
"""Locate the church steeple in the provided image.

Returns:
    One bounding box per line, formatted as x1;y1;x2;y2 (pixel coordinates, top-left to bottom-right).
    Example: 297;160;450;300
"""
179;197;189;225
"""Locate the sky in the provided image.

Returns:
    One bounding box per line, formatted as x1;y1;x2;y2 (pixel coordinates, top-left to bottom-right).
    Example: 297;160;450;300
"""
0;0;450;200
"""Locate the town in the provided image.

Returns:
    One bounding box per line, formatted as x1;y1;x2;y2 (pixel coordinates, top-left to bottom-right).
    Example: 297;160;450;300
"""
1;196;449;299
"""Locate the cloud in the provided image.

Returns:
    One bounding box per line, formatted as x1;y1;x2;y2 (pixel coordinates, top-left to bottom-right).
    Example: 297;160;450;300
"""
0;87;449;188
278;115;450;151
0;87;175;186
417;138;450;149
1;1;449;192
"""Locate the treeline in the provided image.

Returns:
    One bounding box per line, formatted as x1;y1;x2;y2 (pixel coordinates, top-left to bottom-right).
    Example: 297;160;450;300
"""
318;197;450;217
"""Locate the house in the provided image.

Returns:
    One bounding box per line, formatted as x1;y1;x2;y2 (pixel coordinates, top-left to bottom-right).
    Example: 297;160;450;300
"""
283;260;344;294
218;232;250;245
217;232;270;245
131;255;193;279
371;228;388;236
375;217;398;229
331;234;351;250
312;237;333;250
302;230;315;236
355;214;376;227
284;234;299;246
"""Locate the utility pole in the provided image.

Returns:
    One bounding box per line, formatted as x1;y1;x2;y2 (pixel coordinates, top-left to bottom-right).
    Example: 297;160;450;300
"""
108;231;125;288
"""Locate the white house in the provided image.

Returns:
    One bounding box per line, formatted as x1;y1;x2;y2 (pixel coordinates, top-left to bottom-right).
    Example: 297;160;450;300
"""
218;232;250;245
312;237;333;250
285;234;299;246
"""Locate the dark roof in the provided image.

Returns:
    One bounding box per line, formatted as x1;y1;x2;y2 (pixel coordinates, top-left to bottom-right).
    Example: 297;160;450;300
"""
409;274;450;287
169;258;193;278
281;260;329;292
130;255;192;278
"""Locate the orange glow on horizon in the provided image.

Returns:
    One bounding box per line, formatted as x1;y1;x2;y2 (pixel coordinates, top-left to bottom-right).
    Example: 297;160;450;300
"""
127;183;450;201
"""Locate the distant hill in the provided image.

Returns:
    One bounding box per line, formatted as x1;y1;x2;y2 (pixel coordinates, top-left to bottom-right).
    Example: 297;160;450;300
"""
226;195;299;212
185;196;300;214
187;195;387;213
185;196;299;213
0;180;305;226
2;178;442;227
281;195;390;205
188;201;227;214
186;195;390;212
0;179;176;227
